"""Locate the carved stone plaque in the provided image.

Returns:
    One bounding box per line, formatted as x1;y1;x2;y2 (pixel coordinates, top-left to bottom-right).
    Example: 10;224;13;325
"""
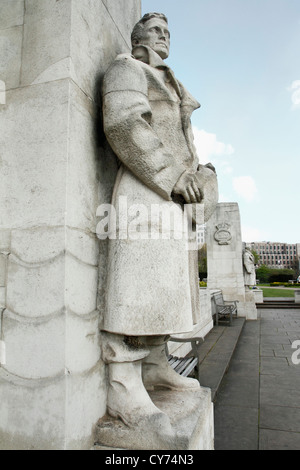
214;223;232;245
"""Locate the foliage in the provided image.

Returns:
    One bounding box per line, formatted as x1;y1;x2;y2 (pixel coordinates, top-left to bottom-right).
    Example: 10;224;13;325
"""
198;243;207;279
256;265;270;283
251;249;260;265
256;265;295;283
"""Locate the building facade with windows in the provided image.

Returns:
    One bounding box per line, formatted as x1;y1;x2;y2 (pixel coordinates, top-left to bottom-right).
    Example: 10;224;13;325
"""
250;241;299;269
197;224;206;247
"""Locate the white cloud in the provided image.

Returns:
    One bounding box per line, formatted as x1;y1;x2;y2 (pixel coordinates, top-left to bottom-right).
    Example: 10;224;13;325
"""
192;127;235;165
233;176;258;202
288;80;300;109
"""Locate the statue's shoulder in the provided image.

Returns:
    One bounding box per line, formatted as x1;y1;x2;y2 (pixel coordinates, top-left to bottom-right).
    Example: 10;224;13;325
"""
107;52;143;72
103;53;147;95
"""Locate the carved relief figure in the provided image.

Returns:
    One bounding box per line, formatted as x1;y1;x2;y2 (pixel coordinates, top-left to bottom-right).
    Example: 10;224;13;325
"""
101;13;218;431
243;245;256;287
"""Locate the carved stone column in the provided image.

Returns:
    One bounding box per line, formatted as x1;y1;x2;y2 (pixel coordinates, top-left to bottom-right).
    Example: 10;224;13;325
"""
0;0;141;450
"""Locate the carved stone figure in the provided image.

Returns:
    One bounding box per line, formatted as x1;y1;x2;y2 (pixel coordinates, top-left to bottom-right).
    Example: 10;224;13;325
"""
243;245;256;287
101;13;218;433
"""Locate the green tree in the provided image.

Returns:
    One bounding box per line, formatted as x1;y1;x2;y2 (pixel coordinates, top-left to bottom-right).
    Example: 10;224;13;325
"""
251;249;260;265
256;265;270;283
198;243;207;279
256;265;295;283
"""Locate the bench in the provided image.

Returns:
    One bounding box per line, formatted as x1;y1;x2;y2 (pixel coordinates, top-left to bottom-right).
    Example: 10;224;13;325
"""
166;336;204;382
213;292;238;326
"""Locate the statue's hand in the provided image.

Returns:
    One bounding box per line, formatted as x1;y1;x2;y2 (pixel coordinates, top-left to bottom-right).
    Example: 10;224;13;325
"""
198;162;216;174
173;171;203;204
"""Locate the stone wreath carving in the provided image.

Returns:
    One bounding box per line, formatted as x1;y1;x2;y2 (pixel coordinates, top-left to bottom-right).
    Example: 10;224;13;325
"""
214;222;232;245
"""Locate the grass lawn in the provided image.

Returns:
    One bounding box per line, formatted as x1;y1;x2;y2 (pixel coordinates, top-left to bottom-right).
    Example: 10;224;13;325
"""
261;288;295;298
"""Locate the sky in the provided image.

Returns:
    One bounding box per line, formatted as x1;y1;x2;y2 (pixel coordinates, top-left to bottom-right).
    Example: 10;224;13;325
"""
142;0;300;243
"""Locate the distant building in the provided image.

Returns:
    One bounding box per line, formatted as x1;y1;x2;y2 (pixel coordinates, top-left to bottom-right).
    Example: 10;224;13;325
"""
250;241;299;269
197;224;206;247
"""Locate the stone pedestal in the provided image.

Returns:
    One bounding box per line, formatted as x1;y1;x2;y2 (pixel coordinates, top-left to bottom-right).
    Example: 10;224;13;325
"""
253;288;264;304
206;203;257;320
95;387;214;450
295;290;300;304
207;203;246;310
0;0;141;450
239;289;258;320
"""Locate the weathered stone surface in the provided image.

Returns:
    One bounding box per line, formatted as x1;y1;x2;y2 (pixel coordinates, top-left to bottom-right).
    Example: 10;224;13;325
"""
253;289;264;304
0;287;5;309
64;363;107;450
67;228;99;266
3;310;65;379
207;203;246;309
0;363;106;450
0;370;66;450
6;255;65;318
95;387;214;450
65;255;98;316
65;312;101;374
0;0;141;450
0;230;10;252
11;227;64;264
21;0;141;98
0;0;24;30
0;26;23;90
102;0;142;44
0;82;69;229
66;81;100;232
0;254;6;287
20;0;71;87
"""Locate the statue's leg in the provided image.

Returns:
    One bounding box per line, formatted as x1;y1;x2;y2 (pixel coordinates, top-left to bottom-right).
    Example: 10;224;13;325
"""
102;333;172;430
142;336;200;391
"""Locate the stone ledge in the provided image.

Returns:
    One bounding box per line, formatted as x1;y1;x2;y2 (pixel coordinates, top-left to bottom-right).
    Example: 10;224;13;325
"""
197;318;246;401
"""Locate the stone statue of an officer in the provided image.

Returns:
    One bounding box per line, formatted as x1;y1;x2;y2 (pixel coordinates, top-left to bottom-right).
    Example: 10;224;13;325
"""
101;13;218;432
243;245;256;287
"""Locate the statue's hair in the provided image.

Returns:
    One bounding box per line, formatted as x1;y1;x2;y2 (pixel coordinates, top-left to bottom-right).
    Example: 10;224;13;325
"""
131;13;168;45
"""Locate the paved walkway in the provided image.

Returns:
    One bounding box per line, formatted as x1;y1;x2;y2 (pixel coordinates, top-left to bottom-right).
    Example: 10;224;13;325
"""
214;308;300;450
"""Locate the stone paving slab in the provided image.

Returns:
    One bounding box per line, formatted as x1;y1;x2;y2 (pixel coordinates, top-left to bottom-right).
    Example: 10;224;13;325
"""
214;405;259;451
213;307;300;450
259;429;300;451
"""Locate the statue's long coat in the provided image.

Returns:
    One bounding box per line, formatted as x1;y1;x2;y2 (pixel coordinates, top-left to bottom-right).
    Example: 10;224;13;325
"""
243;250;256;286
102;46;204;336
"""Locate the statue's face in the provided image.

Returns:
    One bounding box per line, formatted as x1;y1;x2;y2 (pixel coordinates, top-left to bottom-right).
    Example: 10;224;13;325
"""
138;18;170;59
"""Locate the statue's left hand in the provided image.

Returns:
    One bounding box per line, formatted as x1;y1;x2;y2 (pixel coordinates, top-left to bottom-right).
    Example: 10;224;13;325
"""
198;163;216;174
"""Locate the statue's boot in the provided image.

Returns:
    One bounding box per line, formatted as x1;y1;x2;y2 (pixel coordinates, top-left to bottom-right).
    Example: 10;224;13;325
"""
142;342;200;391
107;360;173;431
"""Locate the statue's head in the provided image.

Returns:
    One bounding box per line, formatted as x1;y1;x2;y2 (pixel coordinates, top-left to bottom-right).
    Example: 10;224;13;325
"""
131;13;170;60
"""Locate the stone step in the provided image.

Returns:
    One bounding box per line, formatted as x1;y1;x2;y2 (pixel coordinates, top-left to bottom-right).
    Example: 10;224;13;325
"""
196;317;246;402
257;300;300;309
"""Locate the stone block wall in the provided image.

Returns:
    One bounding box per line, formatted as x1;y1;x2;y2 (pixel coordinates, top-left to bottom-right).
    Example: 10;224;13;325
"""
0;0;141;450
206;203;246;311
